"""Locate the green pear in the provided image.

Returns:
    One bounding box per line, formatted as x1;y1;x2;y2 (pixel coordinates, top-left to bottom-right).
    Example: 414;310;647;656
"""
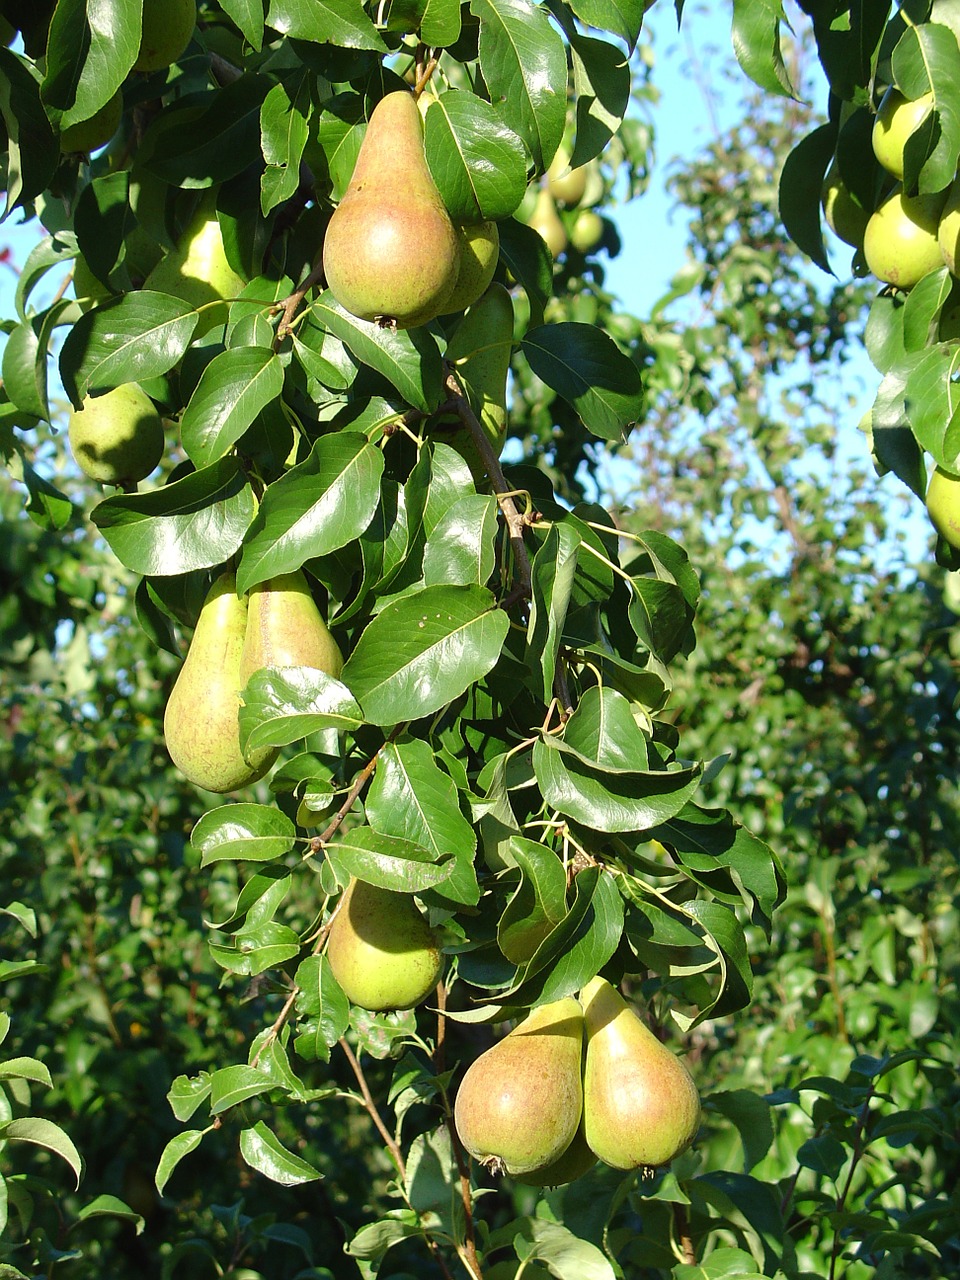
454;998;584;1176
322;91;460;329
163;572;277;793
938;174;960;276
443;221;500;314
135;0;197;72
547;145;589;208
325;878;442;1011
926;465;960;548
580;976;700;1171
514;1118;597;1187
240;570;344;682
569;209;605;254
528;187;567;259
59;89;123;154
144;194;245;335
863;186;945;290
872;87;935;180
821;159;870;248
68;383;164;486
442;283;513;484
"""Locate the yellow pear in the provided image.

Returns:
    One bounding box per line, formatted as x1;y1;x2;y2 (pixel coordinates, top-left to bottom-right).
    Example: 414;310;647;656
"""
144;194;245;335
322;91;460;329
514;1118;597;1186
528;187;567;259
863;187;945;290
325;878;442;1011
927;465;960;548
239;570;343;682
581;977;700;1170
443;221;500;313
821;159;870;248
59;89;123;154
569;209;605;254
135;0;197;72
67;383;164;486
547;145;589;208
163;572;277;793
872;87;935;179
454;998;584;1176
938;174;960;276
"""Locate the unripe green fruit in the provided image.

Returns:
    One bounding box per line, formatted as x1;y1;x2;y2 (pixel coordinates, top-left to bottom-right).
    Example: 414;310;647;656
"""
443;221;500;313
528;187;567;259
938;174;960;276
68;383;164;485
821;159;870;248
569;209;604;253
59;90;123;154
144;197;244;336
135;0;197;72
547;145;589;208
863;187;945;289
872;88;935;179
72;256;112;307
927;465;960;548
326;878;443;1011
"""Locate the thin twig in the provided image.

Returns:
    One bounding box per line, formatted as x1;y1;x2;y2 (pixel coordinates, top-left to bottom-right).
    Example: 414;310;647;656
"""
339;1036;406;1177
433;984;484;1280
274;260;325;347
444;370;532;604
673;1202;696;1264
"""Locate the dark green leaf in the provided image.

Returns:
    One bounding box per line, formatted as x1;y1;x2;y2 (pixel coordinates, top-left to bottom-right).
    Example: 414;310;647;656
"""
328;827;455;892
521;323;643;441
423;90;528;221
180;346;285;468
191;803;297;866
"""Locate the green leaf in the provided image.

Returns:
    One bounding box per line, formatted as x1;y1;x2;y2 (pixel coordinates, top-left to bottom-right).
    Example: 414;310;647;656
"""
423;90;528;221
266;0;388;50
73;1194;145;1230
533;736;702;833
778;124;834;275
674;1246;768;1279
191;803;297;866
562;685;650;770
422;494;498;587
312;294;444;411
328;826;455;893
527;522;580;701
1;317;49;421
731;0;795;98
341;584;510;724
421;0;462;46
569;33;632;167
471;0;567;171
904;343;960;470
237;433;384;593
155;1129;209;1196
180;347;285;468
497;836;567;963
209;1065;275;1114
521;323;643;442
42;0;138;130
0;1118;82;1188
0;1057;52;1089
893;22;960;195
796;1132;848;1180
0;50;58;218
220;0;266;48
167;1073;213;1123
142;77;274;188
59;292;198;405
210;921;301;975
365;739;480;906
511;1217;617;1279
295;955;350;1060
91;457;255;577
240;668;364;752
239;1122;322;1185
260;75;311;214
563;0;645;52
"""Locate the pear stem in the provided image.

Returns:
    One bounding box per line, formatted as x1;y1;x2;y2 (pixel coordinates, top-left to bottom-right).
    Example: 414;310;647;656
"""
672;1202;696;1264
444;369;532;604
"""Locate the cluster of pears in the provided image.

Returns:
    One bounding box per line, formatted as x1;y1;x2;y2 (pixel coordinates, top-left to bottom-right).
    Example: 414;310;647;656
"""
454;977;701;1185
822;86;960;551
322;91;499;328
164;569;343;793
523;142;605;261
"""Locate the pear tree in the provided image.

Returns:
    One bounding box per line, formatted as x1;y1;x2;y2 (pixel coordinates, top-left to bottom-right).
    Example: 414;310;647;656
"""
0;1;957;1278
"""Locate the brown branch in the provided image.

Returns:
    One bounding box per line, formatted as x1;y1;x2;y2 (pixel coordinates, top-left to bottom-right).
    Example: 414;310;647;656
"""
673;1202;696;1265
444;370;532;604
339;1036;406;1176
274;260;325;348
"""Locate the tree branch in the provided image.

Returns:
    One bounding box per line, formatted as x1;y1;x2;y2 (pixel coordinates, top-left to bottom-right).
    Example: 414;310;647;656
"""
434;983;484;1280
339;1035;407;1177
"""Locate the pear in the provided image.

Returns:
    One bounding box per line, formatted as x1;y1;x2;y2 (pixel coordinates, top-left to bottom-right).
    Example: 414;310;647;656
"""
547;145;589;208
515;1118;597;1187
863;186;945;290
68;383;164;486
144;194;244;335
163;572;277;793
926;465;960;548
821;159;869;249
59;89;123;154
443;221;500;314
528;187;567;260
135;0;197;72
454;998;584;1176
872;87;935;180
580;977;700;1171
938;174;960;276
325;878;442;1011
442;283;513;483
322;91;460;329
239;570;343;683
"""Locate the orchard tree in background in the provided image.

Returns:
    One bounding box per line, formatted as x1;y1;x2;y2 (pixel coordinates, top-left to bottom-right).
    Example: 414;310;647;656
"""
0;2;957;1279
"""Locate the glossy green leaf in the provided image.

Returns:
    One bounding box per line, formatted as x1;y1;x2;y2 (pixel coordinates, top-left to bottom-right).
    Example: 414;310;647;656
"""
143;77;273;188
731;0;794;98
191;803;297;866
240;668;364;752
423;90;528;221
497;836;567;963
91;457;255;576
180;346;285;467
261;75;311;214
422;494;498;587
0;1118;82;1188
155;1129;210;1195
266;0;387;50
328;826;455;892
295;955;350;1061
0;50;58;218
521;323;643;442
527;521;580;701
167;1073;213;1123
341;584;510;724
239;1122;321;1185
220;0;266;47
510;1216;617;1279
563;0;645;51
778;123;833;275
237;433;383;593
42;0;138;130
893;22;960;194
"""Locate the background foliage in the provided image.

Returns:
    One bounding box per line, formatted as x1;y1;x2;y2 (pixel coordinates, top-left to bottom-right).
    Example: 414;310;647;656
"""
0;1;958;1278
